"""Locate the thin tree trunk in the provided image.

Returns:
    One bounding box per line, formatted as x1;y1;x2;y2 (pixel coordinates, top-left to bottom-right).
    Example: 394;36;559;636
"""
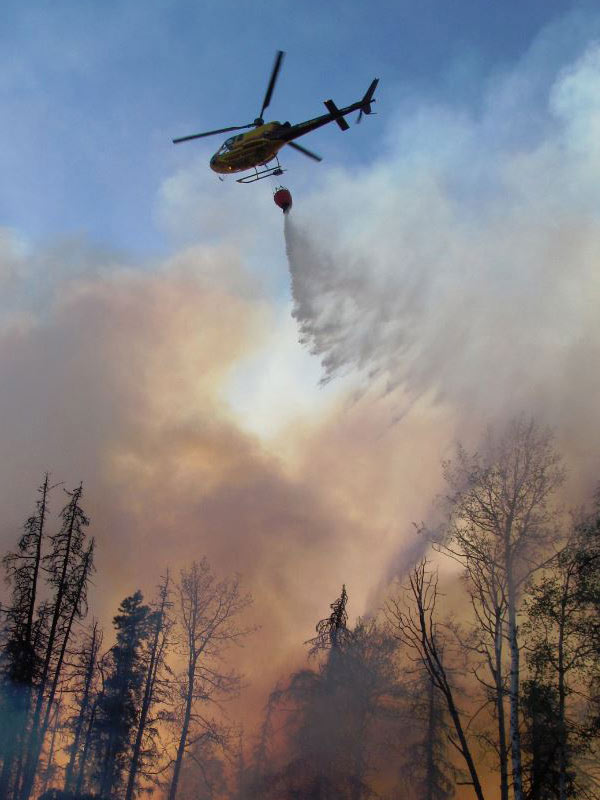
557;574;570;800
416;575;486;800
507;558;524;800
75;701;97;797
64;621;100;792
494;613;509;800
444;687;486;800
29;541;94;798
25;474;50;647
41;697;61;795
168;661;196;800
1;476;50;800
425;672;435;800
20;487;83;800
125;574;169;800
100;721;120;798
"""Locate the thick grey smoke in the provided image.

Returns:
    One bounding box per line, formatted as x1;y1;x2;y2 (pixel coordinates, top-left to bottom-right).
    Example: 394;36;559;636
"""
285;43;600;476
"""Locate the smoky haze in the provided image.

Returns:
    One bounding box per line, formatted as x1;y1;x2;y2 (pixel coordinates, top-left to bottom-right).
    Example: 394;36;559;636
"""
0;236;441;731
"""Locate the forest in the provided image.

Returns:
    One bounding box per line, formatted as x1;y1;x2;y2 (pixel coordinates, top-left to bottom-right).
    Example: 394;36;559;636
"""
0;417;599;800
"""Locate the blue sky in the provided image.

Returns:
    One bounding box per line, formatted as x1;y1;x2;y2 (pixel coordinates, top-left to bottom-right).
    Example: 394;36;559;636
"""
1;0;595;257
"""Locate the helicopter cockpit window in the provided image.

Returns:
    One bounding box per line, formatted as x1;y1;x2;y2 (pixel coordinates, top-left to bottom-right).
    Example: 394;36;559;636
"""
218;135;244;155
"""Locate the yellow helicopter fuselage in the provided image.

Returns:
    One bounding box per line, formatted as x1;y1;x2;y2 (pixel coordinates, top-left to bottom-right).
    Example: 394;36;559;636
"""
210;123;286;174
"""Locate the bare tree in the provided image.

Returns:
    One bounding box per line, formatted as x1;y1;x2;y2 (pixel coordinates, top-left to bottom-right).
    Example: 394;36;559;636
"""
438;417;564;800
401;663;456;800
167;558;253;800
63;620;103;793
386;560;486;800
39;692;63;795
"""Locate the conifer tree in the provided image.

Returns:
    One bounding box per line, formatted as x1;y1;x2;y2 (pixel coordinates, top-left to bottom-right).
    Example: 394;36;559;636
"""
92;590;153;798
20;484;91;800
401;666;455;800
268;588;401;800
0;475;52;799
125;572;173;800
63;621;103;793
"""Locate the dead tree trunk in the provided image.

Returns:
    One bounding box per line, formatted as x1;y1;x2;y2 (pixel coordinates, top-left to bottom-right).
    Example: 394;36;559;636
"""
64;621;101;792
386;561;486;800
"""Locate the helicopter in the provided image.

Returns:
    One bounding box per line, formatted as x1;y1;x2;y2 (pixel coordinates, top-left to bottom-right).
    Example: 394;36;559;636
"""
172;51;379;183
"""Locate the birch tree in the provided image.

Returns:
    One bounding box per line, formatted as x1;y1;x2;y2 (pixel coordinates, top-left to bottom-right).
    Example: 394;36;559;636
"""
523;510;600;799
440;418;564;800
167;559;252;800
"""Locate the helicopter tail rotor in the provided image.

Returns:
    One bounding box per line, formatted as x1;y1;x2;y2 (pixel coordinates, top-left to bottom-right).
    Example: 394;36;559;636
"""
357;78;379;124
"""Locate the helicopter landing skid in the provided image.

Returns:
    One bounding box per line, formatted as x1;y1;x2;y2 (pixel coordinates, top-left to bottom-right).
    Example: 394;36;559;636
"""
237;161;286;184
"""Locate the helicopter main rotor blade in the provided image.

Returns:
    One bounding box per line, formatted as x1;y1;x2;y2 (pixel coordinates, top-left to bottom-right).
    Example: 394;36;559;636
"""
287;141;322;162
173;124;253;144
258;50;285;121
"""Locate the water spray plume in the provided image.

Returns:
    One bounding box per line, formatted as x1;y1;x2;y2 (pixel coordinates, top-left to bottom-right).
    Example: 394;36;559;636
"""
284;43;600;472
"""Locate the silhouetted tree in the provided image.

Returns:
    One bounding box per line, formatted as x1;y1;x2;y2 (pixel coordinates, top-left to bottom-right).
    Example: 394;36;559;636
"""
387;560;486;800
125;571;173;800
92;591;153;798
440;417;564;800
39;692;64;796
521;675;564;799
401;666;455;800
523;506;600;799
0;475;52;798
63;622;103;794
167;559;252;800
263;589;401;800
21;484;92;800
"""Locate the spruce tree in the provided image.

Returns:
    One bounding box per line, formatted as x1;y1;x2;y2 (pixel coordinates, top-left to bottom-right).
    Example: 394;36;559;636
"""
20;484;91;800
93;591;152;798
0;475;52;799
